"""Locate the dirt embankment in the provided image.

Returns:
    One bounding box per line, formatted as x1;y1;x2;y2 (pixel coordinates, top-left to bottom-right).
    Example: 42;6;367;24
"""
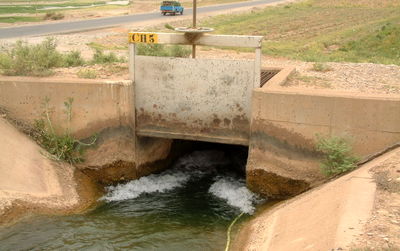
235;147;400;251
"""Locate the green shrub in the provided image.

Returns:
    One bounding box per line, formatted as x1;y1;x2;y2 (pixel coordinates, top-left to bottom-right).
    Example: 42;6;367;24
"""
33;97;96;165
43;12;64;20
136;44;191;57
316;135;359;176
91;49;125;64
312;62;332;72
0;38;63;76
170;45;192;57
77;69;97;79
0;39;87;76
62;50;85;67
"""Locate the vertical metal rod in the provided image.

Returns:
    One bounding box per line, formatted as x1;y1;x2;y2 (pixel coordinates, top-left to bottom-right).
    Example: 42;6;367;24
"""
192;0;197;58
193;0;197;28
192;44;196;58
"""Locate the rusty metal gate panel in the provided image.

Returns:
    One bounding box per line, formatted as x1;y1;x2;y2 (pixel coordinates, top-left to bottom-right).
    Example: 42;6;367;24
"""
134;56;255;145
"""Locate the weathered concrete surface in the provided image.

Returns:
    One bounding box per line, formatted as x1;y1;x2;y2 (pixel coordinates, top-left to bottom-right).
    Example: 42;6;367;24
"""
135;56;255;145
247;69;400;198
0;77;173;185
236;148;400;251
0;77;133;139
80;129;173;184
0;118;96;224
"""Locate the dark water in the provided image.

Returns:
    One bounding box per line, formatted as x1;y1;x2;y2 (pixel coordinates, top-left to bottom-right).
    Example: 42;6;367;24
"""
0;150;263;251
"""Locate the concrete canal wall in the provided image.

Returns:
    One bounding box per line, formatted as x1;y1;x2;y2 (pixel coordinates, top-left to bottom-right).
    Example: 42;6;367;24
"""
247;70;400;198
1;71;399;199
0;77;173;184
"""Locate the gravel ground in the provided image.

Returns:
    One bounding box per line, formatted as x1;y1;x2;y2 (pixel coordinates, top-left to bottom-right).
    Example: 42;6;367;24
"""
284;61;400;95
350;150;400;250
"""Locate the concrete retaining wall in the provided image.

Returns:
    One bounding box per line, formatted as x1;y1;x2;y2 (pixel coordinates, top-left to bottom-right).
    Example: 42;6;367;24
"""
247;77;400;198
0;77;173;184
0;77;133;139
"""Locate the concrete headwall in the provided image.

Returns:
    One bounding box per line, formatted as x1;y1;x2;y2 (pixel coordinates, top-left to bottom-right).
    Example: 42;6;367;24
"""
134;56;255;145
0;77;173;184
0;77;133;139
247;81;400;198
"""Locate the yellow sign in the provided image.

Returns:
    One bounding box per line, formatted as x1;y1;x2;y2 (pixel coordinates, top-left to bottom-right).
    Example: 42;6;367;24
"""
129;33;158;44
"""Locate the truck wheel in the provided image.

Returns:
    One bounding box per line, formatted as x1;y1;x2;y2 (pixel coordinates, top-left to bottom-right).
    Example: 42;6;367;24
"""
162;12;166;15
181;11;183;15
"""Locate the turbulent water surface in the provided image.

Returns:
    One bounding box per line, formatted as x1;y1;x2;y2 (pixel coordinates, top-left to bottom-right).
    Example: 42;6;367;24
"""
0;149;264;251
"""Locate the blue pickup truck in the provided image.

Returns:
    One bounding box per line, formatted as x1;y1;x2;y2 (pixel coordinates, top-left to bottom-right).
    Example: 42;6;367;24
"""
160;1;184;15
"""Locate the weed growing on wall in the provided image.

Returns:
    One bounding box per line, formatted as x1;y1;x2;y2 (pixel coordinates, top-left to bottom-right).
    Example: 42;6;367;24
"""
33;97;96;165
316;135;359;176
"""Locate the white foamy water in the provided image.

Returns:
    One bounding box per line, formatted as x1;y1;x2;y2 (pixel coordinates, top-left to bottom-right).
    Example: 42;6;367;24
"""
102;150;262;214
209;177;262;214
102;171;190;202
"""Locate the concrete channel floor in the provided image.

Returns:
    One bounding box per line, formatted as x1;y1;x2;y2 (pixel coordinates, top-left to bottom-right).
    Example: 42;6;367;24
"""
239;147;400;251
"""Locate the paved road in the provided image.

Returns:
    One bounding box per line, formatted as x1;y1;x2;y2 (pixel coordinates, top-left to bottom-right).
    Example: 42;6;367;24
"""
0;0;283;39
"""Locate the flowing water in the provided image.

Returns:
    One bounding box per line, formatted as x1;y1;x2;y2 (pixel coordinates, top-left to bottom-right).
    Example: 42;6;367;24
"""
0;149;264;251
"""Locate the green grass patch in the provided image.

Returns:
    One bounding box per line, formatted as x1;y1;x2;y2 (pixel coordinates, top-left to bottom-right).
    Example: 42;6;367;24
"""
200;0;400;65
91;49;126;64
136;44;191;57
77;69;97;79
311;62;332;72
0;16;41;23
63;50;86;67
0;1;106;14
87;42;127;51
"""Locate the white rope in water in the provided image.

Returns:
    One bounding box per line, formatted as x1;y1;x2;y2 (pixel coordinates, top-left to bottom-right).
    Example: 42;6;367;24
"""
224;212;244;251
